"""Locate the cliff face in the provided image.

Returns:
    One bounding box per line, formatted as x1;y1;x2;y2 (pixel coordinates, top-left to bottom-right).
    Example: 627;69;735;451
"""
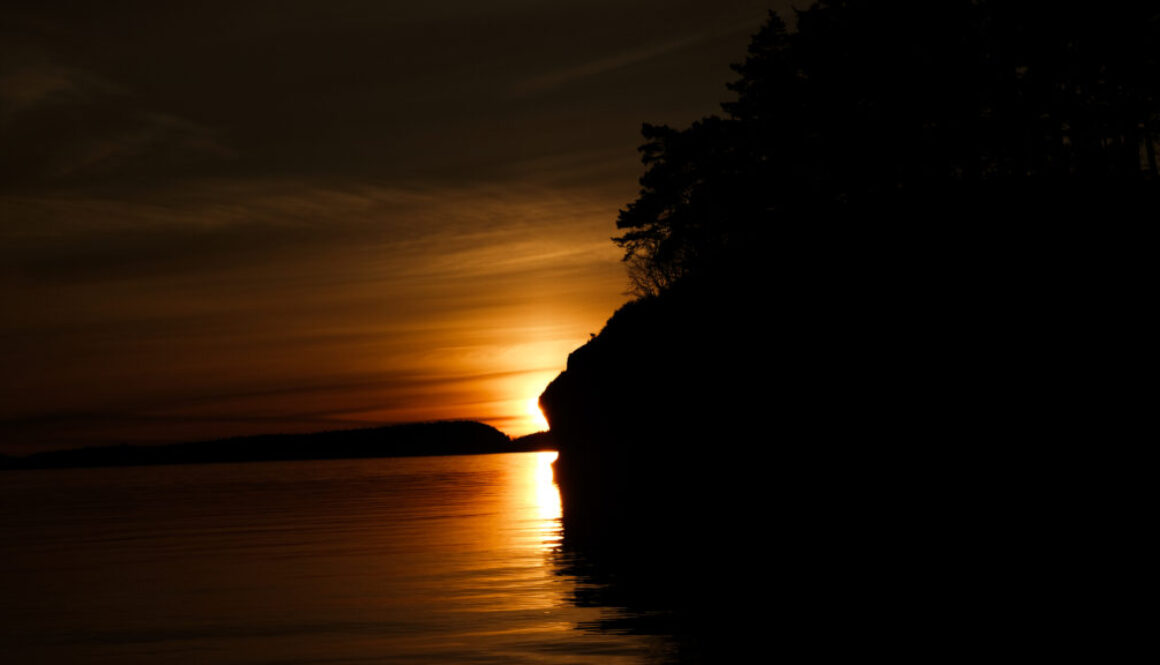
538;196;1120;533
536;203;1136;656
537;264;904;656
540;276;780;536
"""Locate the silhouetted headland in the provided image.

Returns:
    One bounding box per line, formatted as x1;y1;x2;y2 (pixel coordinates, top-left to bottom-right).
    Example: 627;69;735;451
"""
540;2;1151;658
1;421;554;470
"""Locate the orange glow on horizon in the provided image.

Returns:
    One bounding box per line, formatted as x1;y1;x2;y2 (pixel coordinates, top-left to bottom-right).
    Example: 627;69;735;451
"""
526;397;550;432
0;184;623;451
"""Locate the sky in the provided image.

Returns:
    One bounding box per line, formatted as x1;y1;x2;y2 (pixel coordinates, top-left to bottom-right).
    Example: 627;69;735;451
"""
1;0;789;452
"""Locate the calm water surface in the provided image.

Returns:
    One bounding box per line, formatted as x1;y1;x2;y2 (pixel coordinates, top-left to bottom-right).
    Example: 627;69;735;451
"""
0;453;672;664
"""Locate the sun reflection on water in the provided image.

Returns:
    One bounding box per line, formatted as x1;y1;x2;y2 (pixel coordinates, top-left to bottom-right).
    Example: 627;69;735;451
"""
532;451;562;550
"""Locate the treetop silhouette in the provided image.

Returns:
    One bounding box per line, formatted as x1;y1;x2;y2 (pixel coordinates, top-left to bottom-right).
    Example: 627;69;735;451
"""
614;0;1160;296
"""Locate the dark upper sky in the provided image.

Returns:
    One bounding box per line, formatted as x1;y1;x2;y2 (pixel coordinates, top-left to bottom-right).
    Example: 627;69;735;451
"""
1;1;790;451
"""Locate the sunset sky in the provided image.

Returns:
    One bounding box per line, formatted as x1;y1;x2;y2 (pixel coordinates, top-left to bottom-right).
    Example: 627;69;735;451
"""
1;1;788;451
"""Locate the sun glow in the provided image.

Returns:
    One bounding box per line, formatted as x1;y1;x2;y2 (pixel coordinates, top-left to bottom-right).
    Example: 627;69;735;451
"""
526;396;549;431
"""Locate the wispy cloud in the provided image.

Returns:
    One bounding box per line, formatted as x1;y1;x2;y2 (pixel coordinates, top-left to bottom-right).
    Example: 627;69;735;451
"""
0;175;627;448
0;63;121;115
0;62;234;184
510;16;761;96
512;35;711;95
0;0;779;450
0;178;620;284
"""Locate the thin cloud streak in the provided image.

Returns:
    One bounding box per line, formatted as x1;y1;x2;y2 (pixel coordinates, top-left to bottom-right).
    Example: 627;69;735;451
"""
0;0;783;451
511;17;763;95
1;176;624;448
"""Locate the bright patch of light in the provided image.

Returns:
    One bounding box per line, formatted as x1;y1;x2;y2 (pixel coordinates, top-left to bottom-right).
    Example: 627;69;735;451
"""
532;451;562;548
526;397;549;431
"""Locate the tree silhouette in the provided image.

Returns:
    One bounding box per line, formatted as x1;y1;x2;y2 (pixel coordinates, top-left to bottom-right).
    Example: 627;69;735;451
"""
613;118;746;296
548;6;1157;653
614;0;1160;296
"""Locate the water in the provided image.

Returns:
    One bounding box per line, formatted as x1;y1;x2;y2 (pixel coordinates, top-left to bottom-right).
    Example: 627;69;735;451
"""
0;453;673;664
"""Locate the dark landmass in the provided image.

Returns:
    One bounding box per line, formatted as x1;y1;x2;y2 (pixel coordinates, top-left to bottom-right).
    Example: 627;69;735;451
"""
1;421;554;471
509;430;556;452
542;2;1149;660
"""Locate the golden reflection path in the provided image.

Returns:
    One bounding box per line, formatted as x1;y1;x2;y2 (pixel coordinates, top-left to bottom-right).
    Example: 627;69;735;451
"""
532;451;562;551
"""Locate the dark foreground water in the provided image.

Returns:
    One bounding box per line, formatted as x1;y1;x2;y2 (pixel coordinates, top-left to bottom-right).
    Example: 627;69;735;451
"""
0;453;676;664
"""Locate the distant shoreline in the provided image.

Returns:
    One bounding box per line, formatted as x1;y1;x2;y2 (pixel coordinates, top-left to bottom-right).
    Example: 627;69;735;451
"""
0;422;556;471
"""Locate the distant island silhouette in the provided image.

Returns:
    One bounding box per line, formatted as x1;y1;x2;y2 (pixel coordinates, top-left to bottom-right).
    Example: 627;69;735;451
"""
0;421;555;470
